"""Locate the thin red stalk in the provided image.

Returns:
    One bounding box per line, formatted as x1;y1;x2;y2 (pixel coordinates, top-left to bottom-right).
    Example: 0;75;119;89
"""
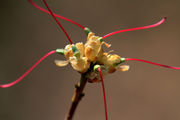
28;0;85;29
103;17;166;39
0;50;56;88
125;58;180;70
42;0;73;44
98;67;108;120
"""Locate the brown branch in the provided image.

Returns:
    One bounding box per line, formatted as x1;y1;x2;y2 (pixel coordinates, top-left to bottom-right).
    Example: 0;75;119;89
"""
64;73;88;120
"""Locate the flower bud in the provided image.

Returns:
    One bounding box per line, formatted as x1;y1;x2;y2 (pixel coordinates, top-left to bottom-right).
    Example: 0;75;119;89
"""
64;44;73;59
69;57;90;73
85;32;102;62
98;53;121;73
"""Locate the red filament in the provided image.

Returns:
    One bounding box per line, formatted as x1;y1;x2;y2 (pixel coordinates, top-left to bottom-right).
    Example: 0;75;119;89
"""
28;0;85;29
103;17;166;39
0;50;56;88
125;58;180;70
42;0;73;44
98;67;108;120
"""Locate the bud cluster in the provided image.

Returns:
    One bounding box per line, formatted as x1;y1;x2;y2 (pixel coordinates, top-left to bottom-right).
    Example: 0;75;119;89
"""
56;31;129;82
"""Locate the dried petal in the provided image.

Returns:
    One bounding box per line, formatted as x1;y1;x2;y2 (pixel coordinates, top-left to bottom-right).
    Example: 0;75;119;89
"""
116;65;130;72
55;60;69;67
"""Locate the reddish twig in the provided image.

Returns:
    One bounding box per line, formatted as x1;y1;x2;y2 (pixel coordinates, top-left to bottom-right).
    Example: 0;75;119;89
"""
64;73;88;120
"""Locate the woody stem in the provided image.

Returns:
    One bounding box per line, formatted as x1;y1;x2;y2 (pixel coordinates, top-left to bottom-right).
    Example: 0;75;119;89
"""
64;73;88;120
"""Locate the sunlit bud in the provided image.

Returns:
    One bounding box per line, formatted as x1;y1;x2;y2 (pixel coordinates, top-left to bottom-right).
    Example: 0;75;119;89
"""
106;54;121;66
85;32;102;62
71;45;80;58
69;57;90;73
75;42;85;58
64;43;84;59
64;44;73;59
98;53;121;73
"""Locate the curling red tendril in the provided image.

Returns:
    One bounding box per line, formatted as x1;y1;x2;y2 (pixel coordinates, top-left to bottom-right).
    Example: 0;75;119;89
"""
103;17;166;39
28;0;85;30
42;0;73;44
0;50;56;88
125;58;180;70
98;67;108;120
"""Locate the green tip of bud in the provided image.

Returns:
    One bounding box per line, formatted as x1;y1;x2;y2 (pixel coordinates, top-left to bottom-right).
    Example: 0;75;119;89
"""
71;45;80;58
113;58;126;66
56;49;64;55
84;27;91;35
94;65;107;73
98;37;103;42
71;45;78;53
120;58;126;63
94;65;101;72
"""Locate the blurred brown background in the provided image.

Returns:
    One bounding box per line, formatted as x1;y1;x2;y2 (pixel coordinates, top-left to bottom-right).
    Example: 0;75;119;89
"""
0;0;180;120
